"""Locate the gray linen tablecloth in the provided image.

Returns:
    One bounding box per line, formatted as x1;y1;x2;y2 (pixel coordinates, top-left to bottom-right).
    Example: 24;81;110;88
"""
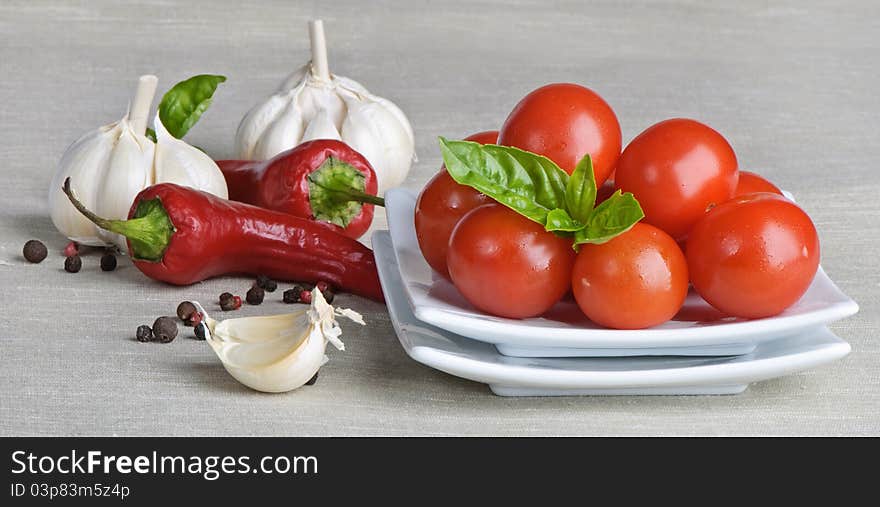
1;0;877;435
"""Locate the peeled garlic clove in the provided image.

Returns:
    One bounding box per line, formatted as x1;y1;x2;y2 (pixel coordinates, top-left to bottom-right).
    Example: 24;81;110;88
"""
153;112;228;199
200;289;363;393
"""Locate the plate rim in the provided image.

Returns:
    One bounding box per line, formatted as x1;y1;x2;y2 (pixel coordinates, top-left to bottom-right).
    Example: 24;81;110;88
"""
374;230;852;389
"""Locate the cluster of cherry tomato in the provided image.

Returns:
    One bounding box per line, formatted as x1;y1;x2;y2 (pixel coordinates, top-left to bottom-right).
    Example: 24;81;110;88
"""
415;83;820;330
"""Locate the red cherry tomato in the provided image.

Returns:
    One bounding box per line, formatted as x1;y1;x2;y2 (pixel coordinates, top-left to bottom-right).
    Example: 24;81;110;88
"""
447;203;575;319
615;118;739;240
571;223;688;329
415;131;497;278
734;170;783;197
498;83;621;185
686;193;820;319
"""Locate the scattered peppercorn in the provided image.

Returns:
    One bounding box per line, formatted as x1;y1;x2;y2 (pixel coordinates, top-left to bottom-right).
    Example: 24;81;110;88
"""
282;286;303;304
152;316;178;343
316;280;332;294
100;252;117;271
305;371;319;385
219;292;236;311
300;290;313;304
246;286;265;305
177;301;197;323
136;325;153;342
256;275;278;292
63;241;79;258
64;254;82;273
194;323;207;340
23;240;48;263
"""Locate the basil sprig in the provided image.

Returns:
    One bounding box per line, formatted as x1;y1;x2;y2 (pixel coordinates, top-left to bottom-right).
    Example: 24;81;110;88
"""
438;137;644;247
158;74;227;139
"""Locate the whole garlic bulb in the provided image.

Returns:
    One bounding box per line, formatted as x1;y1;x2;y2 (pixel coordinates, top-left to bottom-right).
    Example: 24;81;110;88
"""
49;75;228;249
197;289;364;393
235;20;415;195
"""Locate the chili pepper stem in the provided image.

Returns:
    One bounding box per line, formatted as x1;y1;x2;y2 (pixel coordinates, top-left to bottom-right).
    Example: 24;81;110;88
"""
62;178;174;261
306;157;384;229
311;180;386;207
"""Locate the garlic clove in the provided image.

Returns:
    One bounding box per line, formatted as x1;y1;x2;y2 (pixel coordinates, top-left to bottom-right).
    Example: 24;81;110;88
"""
341;98;415;194
153;113;228;199
252;100;306;160
235;93;288;159
300;108;341;142
95;118;155;249
49;124;119;245
297;80;347;128
199;289;362;394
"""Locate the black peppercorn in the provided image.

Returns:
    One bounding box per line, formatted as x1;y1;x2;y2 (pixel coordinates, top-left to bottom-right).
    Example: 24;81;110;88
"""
23;240;48;263
255;274;278;292
100;252;117;271
194;323;207;340
305;371;319;386
283;285;304;304
219;292;235;311
246;286;265;305
136;325;153;343
323;289;335;304
176;301;197;323
64;254;82;273
152;316;178;343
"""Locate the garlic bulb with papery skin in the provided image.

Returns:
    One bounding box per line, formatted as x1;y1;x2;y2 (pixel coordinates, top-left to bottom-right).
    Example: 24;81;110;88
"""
197;289;364;393
48;75;228;250
235;20;415;195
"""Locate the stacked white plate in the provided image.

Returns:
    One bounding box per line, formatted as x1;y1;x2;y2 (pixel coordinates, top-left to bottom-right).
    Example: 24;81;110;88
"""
375;188;859;396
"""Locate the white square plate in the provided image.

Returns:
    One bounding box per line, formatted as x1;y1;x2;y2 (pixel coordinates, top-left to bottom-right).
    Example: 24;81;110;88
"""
374;230;852;396
384;188;858;357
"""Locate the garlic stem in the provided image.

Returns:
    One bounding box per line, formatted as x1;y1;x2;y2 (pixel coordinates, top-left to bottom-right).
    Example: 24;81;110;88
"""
129;75;158;136
308;20;330;82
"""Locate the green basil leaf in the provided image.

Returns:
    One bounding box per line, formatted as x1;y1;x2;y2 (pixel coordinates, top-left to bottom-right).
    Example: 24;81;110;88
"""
545;208;585;232
565;154;597;224
144;127;157;143
158;74;226;139
574;190;644;245
439;137;568;226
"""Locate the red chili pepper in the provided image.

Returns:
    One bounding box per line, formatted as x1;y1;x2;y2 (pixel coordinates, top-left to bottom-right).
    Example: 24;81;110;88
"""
62;178;384;302
217;139;384;239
